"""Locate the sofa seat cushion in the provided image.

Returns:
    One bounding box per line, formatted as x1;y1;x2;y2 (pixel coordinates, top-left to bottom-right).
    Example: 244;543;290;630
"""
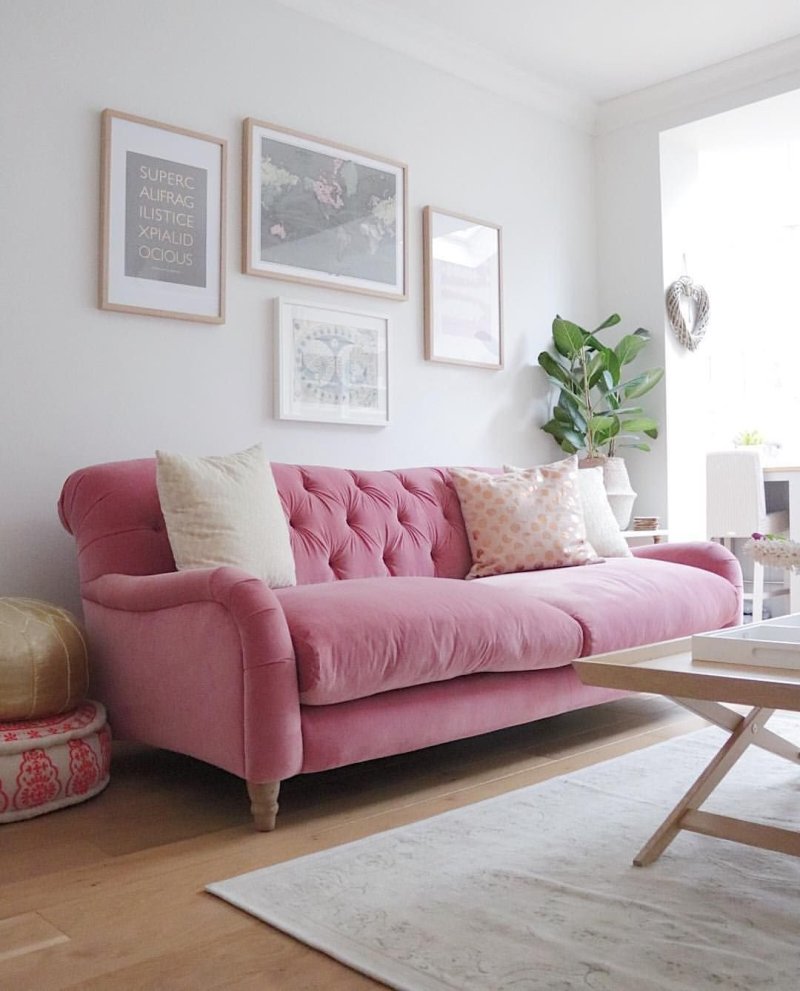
275;577;584;705
481;557;741;656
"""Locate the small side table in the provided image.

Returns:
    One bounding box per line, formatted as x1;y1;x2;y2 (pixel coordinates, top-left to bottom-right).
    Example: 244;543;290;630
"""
621;528;669;545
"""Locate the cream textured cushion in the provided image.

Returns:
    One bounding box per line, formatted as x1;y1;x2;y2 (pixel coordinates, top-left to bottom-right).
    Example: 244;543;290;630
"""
450;457;597;579
156;444;296;588
576;467;632;558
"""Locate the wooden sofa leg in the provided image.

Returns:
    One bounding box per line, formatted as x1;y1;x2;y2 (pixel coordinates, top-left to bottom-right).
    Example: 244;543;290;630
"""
247;780;280;831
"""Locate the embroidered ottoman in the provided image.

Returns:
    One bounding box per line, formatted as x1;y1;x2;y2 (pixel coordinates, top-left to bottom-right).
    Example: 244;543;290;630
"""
0;701;111;823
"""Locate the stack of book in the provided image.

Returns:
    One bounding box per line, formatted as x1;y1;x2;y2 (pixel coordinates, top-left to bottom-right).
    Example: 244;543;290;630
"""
633;516;660;531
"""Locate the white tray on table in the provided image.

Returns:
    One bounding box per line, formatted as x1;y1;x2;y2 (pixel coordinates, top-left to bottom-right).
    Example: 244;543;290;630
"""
692;613;800;671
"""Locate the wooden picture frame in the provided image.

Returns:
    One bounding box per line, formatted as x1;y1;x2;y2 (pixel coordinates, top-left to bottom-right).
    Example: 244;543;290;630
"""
274;298;389;426
100;109;226;323
423;206;503;369
244;118;407;299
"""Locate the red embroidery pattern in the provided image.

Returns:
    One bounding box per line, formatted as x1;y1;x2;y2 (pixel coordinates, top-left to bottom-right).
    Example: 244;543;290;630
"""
13;749;61;809
66;739;100;796
0;779;8;813
98;724;112;776
1;703;98;745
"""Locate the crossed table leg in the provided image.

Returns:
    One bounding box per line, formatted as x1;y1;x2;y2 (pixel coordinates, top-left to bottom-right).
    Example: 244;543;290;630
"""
634;699;800;866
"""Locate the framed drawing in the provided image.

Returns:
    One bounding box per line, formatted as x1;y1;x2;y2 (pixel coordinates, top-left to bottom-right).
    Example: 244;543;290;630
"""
423;206;503;369
100;109;226;323
244;118;407;299
275;299;389;425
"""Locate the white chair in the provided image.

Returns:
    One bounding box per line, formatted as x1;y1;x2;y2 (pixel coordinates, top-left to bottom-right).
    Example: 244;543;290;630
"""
706;449;790;621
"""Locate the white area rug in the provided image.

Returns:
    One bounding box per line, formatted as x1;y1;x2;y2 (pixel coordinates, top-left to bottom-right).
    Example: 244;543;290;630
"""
208;716;800;990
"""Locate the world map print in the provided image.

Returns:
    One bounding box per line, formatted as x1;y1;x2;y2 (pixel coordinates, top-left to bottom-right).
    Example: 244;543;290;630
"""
260;137;398;286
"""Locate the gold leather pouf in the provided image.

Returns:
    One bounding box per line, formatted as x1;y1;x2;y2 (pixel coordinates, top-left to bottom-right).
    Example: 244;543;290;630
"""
0;598;89;720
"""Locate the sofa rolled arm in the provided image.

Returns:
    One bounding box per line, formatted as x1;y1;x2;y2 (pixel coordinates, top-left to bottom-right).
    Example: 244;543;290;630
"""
632;541;743;615
79;567;302;783
82;568;295;670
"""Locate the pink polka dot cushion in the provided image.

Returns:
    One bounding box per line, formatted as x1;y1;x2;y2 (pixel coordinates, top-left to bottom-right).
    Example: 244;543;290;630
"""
450;457;598;579
0;701;110;823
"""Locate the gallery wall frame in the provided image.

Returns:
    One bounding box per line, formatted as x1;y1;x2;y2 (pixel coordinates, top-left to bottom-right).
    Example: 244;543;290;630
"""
423;206;503;369
274;298;389;426
244;118;407;299
100;109;226;323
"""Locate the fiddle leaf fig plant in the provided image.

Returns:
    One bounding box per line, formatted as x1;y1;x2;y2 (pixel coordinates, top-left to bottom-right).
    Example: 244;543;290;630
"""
537;313;664;459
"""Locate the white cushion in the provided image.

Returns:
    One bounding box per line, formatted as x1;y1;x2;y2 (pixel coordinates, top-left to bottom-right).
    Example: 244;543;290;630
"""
577;467;632;558
156;443;296;588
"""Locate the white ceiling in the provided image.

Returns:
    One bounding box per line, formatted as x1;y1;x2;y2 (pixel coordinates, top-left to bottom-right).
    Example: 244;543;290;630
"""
277;0;800;129
367;0;800;104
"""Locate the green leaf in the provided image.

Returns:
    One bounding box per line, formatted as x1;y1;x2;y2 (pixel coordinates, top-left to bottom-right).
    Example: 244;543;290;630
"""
557;392;588;432
586;351;607;389
592;314;621;333
594;404;644;418
591;416;621;447
538;352;576;390
545;375;582;398
552;405;571;424
598;369;612;391
615;334;648;366
608;405;644;417
584;334;610;355
619;416;659;439
588;415;617;433
622;367;664;400
552;319;588;358
542;420;585;451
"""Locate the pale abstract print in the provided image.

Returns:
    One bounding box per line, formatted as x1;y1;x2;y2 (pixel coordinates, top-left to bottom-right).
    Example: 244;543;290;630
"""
292;317;381;412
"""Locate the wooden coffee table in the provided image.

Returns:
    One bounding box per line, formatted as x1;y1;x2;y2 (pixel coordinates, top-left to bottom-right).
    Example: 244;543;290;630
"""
574;634;800;865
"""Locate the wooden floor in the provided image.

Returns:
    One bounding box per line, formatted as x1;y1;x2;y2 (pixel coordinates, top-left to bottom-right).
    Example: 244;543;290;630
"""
0;697;706;990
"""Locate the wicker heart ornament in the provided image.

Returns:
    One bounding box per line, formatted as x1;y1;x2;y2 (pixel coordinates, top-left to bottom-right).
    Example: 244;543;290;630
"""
665;276;709;351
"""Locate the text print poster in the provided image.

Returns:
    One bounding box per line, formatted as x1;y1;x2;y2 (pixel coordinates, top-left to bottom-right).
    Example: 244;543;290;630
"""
125;153;207;287
100;109;225;323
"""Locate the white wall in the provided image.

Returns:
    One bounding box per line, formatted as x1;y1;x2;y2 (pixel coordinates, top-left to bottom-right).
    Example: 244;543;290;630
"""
0;0;598;610
596;66;800;537
658;130;713;541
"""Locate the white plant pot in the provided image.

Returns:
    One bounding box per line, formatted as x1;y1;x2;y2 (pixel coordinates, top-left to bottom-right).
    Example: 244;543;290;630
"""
580;456;637;529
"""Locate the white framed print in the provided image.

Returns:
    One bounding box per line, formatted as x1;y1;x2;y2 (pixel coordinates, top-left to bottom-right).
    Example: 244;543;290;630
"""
245;118;407;299
100;109;226;323
423;206;503;369
275;299;389;426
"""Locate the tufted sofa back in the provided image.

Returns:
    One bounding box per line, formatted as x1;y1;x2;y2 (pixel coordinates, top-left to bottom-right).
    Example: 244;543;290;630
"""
58;458;473;586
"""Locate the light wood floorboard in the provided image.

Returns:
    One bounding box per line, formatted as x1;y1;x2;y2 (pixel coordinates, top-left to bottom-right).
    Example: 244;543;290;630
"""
0;697;705;990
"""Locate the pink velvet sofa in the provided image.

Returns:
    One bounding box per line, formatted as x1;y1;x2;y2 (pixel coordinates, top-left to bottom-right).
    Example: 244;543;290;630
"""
58;459;743;829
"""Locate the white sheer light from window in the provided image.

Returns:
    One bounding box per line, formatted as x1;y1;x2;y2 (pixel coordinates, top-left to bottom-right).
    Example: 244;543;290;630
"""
693;141;800;454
